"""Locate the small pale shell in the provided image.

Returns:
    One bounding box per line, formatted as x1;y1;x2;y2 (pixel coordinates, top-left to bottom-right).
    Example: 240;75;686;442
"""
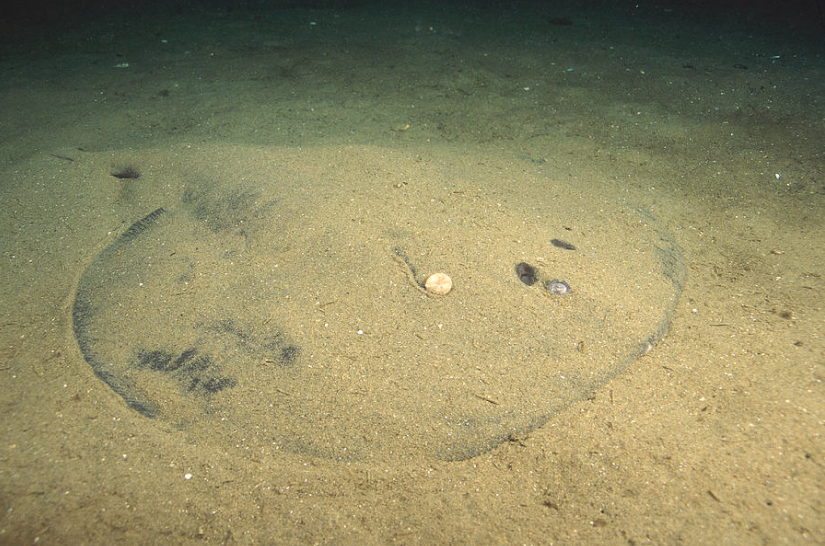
425;273;452;295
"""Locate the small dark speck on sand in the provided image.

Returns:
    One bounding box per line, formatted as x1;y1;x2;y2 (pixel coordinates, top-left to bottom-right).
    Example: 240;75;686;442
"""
112;166;141;179
551;238;576;250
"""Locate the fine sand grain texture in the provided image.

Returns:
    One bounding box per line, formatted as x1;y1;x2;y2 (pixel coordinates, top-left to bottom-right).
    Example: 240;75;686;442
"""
0;1;822;544
64;144;683;462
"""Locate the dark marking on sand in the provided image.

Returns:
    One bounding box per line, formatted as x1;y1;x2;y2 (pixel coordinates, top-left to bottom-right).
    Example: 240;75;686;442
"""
111;166;141;179
72;207;243;418
393;247;419;281
73;208;168;417
132;347;237;395
550;238;576;250
516;262;538;286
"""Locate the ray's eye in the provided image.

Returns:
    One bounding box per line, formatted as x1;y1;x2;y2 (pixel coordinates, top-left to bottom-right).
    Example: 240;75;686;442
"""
516;262;537;286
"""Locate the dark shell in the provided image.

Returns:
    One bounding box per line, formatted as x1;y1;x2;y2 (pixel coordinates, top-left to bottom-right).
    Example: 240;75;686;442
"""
516;262;537;286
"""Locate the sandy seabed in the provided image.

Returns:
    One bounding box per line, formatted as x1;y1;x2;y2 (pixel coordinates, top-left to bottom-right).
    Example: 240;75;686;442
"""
0;1;822;544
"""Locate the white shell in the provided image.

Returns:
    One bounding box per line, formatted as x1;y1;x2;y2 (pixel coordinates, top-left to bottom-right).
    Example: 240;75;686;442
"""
424;273;452;295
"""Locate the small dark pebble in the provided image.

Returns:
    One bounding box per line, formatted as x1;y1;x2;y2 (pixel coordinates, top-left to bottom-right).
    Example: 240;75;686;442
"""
733;64;748;70
112;166;141;179
550;238;576;250
516;262;537;286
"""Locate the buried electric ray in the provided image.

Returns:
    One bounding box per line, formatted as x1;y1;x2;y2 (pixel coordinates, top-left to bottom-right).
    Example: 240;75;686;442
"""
71;145;685;461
